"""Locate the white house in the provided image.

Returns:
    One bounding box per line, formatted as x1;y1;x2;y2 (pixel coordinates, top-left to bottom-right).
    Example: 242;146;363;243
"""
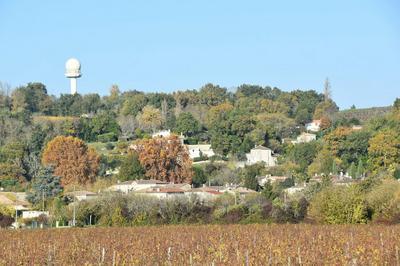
257;175;288;186
135;187;186;199
185;187;223;201
187;144;215;159
108;179;169;193
245;145;276;167
67;191;98;202
292;132;316;144
22;211;49;219
305;120;321;132
352;125;363;131
284;186;306;195
152;129;171;138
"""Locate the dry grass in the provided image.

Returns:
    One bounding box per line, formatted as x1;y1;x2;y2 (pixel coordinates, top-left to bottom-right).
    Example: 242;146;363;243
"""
33;115;77;124
1;224;399;265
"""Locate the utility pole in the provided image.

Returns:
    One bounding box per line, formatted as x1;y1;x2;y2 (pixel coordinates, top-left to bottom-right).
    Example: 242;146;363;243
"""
15;208;18;229
73;185;76;227
42;189;45;212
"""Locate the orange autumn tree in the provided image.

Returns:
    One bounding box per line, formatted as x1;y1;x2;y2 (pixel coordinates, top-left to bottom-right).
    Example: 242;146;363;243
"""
133;135;193;183
42;136;100;186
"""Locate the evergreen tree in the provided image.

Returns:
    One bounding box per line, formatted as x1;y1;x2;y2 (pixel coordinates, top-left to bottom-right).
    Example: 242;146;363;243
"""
348;162;356;179
118;152;145;181
356;159;364;178
331;160;338;175
26;167;63;205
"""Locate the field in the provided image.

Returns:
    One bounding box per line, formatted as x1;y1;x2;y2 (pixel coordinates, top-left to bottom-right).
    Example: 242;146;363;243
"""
1;224;400;265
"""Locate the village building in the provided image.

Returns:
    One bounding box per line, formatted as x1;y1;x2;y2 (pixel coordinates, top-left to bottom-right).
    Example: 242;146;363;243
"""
152;129;171;138
108;179;169;193
331;174;358;186
185;187;223;201
292;132;316;144
257;175;288;186
134;187;186;199
21;211;49;220
245;145;276;167
284;186;306;195
66;191;98;202
187;144;215;159
309;173;359;186
305;120;321;132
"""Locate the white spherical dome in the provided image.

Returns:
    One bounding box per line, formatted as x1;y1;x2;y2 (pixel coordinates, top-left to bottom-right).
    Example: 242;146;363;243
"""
65;58;81;77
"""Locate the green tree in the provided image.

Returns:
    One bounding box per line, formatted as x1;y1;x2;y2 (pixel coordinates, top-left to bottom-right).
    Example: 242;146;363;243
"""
285;142;320;173
192;166;207;188
175;112;200;137
81;93;102;114
55;94;83;116
198;83;228;106
356;159;365;178
368;129;400;174
240;164;264;191
309;185;368;224
121;94;147;116
348;162;356;179
313;99;339;119
308;148;337;176
91;112;120;141
118;152;145;181
136;105;163;132
261;181;278;201
26;167;63;205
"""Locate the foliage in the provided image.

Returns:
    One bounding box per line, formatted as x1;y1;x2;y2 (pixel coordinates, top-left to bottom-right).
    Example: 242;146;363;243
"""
117;152;145;181
174;112;201;137
309;185;368;224
121;93;147;116
0;213;13;228
26;166;63;205
239;163;264;191
42;136;100;186
192;166;207;188
368;129;400;175
134;135;193;183
366;179;400;223
136;105;163;132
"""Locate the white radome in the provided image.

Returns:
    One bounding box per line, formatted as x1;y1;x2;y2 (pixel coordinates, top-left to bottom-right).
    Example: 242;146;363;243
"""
65;58;81;77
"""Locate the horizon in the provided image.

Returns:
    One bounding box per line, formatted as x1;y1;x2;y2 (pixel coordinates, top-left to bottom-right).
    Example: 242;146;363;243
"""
1;1;399;109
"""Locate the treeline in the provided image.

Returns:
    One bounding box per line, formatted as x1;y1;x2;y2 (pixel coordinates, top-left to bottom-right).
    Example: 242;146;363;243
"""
331;106;392;124
0;81;335;190
45;192;308;227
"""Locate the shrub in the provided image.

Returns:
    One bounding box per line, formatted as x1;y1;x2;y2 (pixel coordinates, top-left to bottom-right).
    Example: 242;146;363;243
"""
308;185;368;224
105;142;115;150
0;214;14;228
97;132;118;143
366;179;400;223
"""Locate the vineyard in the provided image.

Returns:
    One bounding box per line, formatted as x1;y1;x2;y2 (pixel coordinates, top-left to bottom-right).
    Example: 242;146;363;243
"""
1;224;400;265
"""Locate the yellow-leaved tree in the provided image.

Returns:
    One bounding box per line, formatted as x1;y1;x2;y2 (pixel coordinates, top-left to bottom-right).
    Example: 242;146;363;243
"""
42;136;100;186
132;135;193;183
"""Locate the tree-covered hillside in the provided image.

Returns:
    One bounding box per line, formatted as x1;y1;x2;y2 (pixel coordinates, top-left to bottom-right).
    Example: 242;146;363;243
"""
0;81;399;225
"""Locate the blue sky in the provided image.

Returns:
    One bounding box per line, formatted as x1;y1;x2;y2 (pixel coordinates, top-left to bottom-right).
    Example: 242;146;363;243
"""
0;0;399;109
